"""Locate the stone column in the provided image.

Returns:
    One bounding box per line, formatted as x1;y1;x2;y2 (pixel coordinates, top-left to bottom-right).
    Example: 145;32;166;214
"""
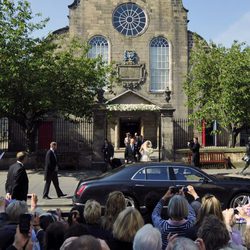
160;105;175;161
92;105;106;168
114;118;119;150
141;118;144;137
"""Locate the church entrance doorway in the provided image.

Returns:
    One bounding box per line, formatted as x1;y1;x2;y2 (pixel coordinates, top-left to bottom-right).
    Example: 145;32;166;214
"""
119;117;140;147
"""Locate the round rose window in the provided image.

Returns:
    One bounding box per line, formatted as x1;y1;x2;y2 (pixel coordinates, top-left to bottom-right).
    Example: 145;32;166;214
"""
112;3;147;36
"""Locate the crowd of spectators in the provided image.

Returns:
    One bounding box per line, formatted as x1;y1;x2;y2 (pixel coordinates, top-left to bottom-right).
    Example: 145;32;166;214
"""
1;187;250;250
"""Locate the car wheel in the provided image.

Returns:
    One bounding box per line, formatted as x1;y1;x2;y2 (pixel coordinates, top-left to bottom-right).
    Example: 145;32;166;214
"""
124;195;137;208
230;193;250;208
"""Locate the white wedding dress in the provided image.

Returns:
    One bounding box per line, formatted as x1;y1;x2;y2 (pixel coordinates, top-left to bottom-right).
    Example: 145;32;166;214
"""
140;148;153;162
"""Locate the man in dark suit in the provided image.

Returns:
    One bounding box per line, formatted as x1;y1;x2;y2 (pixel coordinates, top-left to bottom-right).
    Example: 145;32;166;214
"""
241;137;250;174
43;141;66;199
102;139;114;171
5;151;29;201
188;137;200;168
102;139;114;162
124;138;138;163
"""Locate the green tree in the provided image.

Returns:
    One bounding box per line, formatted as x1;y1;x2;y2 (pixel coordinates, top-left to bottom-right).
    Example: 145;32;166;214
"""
184;36;250;147
0;0;115;152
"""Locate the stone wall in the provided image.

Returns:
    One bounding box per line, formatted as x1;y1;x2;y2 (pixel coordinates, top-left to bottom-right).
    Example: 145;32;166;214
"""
175;147;246;163
68;0;189;119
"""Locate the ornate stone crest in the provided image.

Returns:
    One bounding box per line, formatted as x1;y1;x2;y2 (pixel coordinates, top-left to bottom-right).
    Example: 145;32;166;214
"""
124;50;137;65
117;50;147;91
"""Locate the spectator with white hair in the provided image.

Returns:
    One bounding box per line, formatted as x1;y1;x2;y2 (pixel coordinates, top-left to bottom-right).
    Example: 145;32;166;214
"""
133;224;162;250
152;187;196;249
0;200;28;249
166;236;201;250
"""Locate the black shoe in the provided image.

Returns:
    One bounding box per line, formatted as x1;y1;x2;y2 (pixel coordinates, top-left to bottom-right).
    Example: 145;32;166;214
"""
43;196;52;199
58;193;67;198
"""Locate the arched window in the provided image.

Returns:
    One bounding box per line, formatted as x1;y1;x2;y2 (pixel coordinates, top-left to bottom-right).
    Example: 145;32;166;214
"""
88;36;109;63
150;37;169;91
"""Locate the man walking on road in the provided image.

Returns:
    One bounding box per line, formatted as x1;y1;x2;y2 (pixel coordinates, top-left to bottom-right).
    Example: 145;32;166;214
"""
43;142;66;199
5;151;29;201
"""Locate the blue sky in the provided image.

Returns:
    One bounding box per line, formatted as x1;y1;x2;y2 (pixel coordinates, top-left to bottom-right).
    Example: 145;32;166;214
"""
29;0;250;47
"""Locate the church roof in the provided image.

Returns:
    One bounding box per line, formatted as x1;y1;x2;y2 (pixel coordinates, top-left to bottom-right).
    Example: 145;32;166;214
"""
52;26;69;35
106;90;156;105
106;90;160;111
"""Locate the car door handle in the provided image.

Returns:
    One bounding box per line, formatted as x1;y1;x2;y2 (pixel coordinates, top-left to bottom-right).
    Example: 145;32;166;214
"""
135;184;145;187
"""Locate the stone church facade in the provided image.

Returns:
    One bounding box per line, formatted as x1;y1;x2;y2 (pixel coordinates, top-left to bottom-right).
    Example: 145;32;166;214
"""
56;0;195;165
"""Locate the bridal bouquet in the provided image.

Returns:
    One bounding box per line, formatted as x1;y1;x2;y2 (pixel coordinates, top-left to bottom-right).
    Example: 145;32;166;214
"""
146;148;154;155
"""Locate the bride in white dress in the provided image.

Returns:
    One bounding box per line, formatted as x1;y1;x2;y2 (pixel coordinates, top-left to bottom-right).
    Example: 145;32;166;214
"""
140;140;153;162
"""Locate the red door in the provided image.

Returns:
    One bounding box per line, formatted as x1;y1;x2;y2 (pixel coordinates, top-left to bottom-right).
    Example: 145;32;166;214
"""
38;121;53;150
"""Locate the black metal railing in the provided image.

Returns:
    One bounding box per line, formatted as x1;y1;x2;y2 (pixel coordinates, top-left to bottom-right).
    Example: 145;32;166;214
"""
0;117;93;152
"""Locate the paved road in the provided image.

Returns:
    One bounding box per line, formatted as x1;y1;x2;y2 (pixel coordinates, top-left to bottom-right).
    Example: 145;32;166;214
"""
0;164;249;212
0;169;101;211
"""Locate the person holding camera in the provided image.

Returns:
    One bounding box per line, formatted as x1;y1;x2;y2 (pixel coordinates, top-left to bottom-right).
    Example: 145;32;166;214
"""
152;186;197;249
188;137;200;168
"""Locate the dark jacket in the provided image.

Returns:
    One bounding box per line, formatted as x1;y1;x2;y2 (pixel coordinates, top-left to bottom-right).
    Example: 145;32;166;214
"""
189;142;200;167
102;143;114;162
5;162;28;201
0;223;17;250
107;238;133;250
183;223;199;241
44;149;58;181
85;223;113;241
124;144;137;163
0;212;8;228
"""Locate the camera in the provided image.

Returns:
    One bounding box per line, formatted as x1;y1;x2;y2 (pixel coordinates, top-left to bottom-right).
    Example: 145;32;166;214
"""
234;209;239;215
19;214;32;234
170;186;180;194
61;212;70;217
170;186;188;194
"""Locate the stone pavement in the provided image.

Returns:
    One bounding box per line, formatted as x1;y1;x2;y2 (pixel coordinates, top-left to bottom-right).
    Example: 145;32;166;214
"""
0;164;249;211
0;169;102;211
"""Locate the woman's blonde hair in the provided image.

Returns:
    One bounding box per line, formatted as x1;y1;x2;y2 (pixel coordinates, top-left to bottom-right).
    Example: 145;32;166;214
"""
196;194;223;226
167;195;189;220
113;207;144;242
101;191;126;231
244;226;250;249
84;199;101;224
